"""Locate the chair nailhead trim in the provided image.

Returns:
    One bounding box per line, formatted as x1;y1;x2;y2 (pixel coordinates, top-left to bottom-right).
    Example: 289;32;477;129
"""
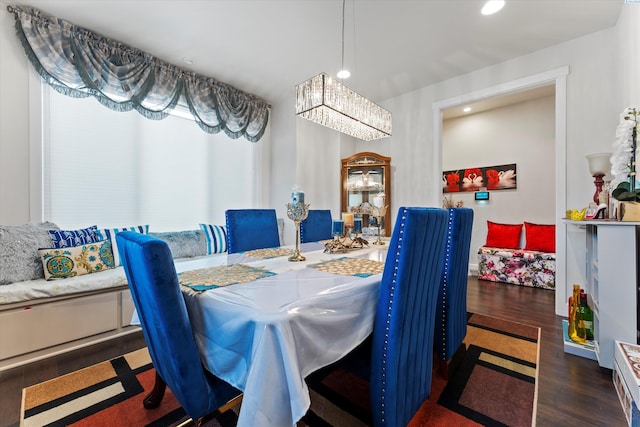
378;208;408;424
440;209;454;359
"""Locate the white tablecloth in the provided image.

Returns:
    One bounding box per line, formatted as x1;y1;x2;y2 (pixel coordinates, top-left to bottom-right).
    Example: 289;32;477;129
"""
180;244;387;427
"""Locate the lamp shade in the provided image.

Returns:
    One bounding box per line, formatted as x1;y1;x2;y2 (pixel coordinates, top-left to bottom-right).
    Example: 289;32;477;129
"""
586;153;612;176
295;73;392;141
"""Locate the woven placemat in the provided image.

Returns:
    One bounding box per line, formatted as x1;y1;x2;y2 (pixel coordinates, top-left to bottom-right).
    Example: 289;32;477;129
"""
308;257;385;277
243;247;293;259
179;264;276;293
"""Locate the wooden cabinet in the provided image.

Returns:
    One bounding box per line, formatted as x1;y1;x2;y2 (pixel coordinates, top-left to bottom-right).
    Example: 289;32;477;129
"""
341;152;391;236
567;220;639;369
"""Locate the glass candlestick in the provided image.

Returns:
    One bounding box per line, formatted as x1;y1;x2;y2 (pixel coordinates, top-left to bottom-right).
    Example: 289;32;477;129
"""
286;202;309;261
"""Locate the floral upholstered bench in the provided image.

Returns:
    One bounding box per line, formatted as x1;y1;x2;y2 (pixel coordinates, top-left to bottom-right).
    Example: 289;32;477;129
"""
476;221;555;290
477;246;555;290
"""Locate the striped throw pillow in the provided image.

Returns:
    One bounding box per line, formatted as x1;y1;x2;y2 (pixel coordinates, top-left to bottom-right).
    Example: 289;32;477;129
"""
199;224;227;254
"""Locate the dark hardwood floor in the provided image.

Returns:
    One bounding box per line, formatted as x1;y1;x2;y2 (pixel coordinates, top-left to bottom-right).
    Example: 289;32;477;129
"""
0;277;627;426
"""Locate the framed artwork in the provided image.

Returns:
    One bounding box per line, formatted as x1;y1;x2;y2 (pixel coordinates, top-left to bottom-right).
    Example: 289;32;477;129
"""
442;163;517;193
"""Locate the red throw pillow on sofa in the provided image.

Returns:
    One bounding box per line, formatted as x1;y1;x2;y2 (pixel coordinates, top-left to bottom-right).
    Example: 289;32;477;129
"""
524;222;555;253
485;221;522;249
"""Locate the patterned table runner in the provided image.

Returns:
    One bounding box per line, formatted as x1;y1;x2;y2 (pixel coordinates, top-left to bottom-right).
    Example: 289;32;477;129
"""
308;257;385;277
179;264;276;293
243;247;293;259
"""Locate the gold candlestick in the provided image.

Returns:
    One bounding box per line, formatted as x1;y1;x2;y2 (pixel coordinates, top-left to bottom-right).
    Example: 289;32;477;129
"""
372;205;388;245
286;202;309;261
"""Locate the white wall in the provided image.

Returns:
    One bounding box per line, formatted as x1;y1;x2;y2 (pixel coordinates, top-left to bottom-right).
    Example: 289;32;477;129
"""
443;95;556;270
617;3;640;108
0;8;31;225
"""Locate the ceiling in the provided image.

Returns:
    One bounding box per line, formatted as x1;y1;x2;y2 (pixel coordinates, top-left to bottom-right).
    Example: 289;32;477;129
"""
442;84;556;120
14;0;622;106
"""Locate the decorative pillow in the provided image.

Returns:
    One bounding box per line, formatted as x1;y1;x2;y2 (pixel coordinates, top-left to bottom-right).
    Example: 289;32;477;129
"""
524;222;556;253
96;225;149;265
485;221;522;249
49;225;100;248
0;222;60;285
39;240;115;280
148;230;207;259
199;224;227;254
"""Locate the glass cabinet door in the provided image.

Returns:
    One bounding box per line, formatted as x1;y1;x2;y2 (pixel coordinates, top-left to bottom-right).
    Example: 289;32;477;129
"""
341;152;391;236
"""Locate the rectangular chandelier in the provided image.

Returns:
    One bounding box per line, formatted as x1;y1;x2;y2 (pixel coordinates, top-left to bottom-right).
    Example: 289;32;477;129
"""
295;73;392;141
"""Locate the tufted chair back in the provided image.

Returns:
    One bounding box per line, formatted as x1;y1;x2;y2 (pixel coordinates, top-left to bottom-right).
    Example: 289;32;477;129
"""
300;209;333;243
434;208;474;374
370;207;448;427
116;231;240;421
225;209;280;254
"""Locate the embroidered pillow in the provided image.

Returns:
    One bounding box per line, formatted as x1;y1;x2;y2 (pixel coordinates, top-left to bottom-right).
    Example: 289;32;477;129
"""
96;225;149;265
39;240;115;280
524;222;556;253
485;221;522;249
199;224;227;254
49;225;100;248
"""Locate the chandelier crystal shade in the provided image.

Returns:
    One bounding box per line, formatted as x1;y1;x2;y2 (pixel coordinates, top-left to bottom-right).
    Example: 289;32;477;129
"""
295;73;392;141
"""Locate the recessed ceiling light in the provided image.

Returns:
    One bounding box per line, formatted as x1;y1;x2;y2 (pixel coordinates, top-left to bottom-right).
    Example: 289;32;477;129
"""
463;107;472;113
337;69;351;79
481;0;505;15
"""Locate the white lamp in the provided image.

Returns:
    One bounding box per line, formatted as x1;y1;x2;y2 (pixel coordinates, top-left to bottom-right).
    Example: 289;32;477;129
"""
586;153;612;204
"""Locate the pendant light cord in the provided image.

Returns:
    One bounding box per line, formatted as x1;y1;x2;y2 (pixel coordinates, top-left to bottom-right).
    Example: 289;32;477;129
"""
341;0;346;74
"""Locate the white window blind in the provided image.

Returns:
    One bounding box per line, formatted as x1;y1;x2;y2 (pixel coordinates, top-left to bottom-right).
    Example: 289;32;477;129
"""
44;87;257;231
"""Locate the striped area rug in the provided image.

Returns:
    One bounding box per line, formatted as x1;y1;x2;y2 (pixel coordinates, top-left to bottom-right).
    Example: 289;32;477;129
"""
21;313;539;426
301;312;540;427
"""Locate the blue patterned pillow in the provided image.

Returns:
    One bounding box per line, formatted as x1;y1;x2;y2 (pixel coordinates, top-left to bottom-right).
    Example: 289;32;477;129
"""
39;240;115;280
49;225;100;248
96;225;149;265
199;224;227;254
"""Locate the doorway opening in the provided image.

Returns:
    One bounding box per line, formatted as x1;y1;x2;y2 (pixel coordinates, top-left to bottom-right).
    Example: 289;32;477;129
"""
432;66;569;316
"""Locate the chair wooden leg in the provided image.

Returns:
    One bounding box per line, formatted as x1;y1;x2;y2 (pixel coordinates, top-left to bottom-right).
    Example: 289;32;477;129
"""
143;372;167;409
439;343;467;380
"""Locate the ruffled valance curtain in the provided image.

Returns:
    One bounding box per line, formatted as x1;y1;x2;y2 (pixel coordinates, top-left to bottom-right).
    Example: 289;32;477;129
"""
8;5;270;142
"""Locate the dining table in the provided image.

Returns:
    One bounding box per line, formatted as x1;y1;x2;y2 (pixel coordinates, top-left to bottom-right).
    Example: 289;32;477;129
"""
175;240;388;427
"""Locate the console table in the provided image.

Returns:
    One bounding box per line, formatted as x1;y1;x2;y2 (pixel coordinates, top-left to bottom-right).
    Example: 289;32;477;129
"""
566;220;639;369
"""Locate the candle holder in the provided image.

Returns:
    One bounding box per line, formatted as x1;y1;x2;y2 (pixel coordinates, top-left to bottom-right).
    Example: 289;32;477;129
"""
325;235;349;253
350;217;368;248
325;220;349;253
372;205;388;245
286;202;309;261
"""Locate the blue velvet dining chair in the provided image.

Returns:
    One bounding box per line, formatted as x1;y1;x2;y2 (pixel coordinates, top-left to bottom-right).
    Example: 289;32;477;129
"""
225;208;281;254
434;207;474;378
369;206;449;427
300;209;333;243
116;231;241;425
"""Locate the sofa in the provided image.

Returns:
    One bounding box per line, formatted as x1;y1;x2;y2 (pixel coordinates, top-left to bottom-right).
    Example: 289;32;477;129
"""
476;221;556;290
0;221;260;371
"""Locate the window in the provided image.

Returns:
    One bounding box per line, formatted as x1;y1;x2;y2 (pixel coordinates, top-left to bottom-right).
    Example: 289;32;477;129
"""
43;87;259;231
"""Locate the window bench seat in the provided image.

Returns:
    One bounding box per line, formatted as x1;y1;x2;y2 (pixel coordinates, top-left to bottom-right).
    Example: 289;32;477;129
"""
477;246;555;290
0;253;226;372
